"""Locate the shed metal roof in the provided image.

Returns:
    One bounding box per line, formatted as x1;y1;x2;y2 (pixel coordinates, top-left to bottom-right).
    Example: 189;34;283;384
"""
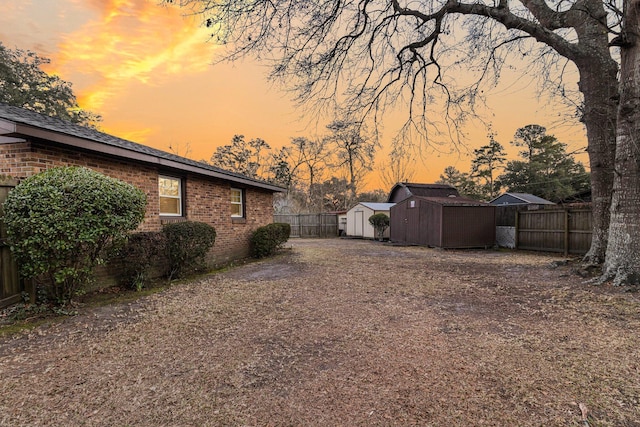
0;103;284;192
358;202;396;211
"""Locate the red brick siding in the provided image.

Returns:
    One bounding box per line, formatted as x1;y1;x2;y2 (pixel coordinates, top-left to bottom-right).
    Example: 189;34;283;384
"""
0;139;274;266
183;175;274;264
1;140;161;231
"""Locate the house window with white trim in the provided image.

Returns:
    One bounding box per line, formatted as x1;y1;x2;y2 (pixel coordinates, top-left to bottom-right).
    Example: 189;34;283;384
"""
231;188;244;217
159;176;182;216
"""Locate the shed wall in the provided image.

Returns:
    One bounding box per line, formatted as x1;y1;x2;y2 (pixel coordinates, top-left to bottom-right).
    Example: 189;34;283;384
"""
390;199;421;244
390;201;407;243
423;200;442;247
391;196;495;248
346;205;390;238
346;205;371;237
441;205;496;248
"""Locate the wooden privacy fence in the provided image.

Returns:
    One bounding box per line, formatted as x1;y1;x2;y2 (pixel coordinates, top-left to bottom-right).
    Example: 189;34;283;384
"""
1;178;33;308
516;208;592;255
274;214;338;238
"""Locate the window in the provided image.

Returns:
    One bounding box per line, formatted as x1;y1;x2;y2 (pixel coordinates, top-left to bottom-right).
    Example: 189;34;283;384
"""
159;176;182;216
231;188;244;217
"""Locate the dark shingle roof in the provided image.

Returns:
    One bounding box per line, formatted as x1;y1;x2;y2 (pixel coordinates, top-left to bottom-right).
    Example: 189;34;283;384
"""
0;103;283;192
409;196;492;207
489;192;555;205
508;193;555;204
387;182;459;202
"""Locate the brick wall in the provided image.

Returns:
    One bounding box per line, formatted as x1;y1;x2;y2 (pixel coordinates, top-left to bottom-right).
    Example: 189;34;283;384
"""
1;140;161;231
0;139;275;268
184;175;274;264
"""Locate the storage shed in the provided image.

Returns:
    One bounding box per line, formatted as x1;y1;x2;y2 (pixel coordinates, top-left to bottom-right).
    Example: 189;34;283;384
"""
390;196;495;248
346;202;395;239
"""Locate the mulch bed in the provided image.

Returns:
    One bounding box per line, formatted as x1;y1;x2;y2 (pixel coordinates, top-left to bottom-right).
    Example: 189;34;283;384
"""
1;239;638;426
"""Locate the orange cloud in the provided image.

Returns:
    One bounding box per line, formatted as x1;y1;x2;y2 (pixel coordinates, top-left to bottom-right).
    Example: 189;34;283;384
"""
51;0;214;111
108;125;154;143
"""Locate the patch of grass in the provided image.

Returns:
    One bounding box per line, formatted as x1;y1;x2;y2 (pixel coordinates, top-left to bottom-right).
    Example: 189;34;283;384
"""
0;258;254;338
0;297;74;337
0;278;170;338
78;282;168;307
0;317;50;338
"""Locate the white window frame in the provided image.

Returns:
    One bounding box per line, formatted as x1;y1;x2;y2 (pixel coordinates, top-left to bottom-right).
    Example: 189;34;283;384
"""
231;187;244;218
159;175;182;216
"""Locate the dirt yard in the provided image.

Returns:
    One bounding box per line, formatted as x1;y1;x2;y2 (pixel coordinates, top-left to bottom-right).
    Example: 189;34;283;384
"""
1;239;639;426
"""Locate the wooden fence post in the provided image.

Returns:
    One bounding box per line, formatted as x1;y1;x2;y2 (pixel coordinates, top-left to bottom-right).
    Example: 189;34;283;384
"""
564;210;570;257
514;210;519;249
1;176;35;307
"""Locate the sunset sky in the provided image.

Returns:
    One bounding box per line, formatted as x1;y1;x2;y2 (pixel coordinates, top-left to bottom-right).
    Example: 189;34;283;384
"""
0;0;589;190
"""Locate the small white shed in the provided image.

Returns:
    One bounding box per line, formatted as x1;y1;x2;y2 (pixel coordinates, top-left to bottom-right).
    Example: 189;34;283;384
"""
345;202;395;239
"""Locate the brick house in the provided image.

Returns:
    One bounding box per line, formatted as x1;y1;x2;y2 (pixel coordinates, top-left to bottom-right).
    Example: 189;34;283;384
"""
0;103;284;266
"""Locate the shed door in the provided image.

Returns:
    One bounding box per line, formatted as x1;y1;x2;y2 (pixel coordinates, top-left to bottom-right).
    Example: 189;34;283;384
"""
354;210;364;237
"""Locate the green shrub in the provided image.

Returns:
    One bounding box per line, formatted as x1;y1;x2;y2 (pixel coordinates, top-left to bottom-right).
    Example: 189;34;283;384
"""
2;166;147;303
368;213;390;241
163;221;216;279
250;222;291;258
110;231;168;291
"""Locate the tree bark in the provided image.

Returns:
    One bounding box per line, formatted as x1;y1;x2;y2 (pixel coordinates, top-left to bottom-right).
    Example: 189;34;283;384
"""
602;0;640;285
569;2;619;265
577;63;618;265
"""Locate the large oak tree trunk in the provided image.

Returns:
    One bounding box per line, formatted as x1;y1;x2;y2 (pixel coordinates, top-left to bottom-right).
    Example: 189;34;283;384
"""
603;0;640;285
571;4;619;265
578;65;618;265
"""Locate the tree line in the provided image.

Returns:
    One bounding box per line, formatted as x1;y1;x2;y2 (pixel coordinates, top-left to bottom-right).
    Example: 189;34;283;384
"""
210;122;589;213
209;120;384;213
437;125;590;203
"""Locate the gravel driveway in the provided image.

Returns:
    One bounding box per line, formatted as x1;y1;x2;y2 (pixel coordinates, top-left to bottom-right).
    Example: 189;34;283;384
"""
1;239;639;426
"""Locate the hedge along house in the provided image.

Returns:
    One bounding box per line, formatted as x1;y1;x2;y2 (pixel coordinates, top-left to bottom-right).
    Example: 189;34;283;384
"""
390;196;496;248
345;202;396;239
0;104;284;267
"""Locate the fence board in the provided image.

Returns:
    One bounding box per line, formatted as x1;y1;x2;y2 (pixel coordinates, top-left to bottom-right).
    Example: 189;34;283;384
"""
516;208;592;255
1;178;31;308
274;214;338;238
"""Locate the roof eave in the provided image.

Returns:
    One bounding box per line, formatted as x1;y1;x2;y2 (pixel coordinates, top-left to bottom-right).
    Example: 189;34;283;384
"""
10;121;285;193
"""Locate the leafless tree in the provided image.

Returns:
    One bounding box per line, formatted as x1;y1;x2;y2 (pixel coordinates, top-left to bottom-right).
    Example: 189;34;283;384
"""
167;0;640;285
289;136;330;207
324;120;378;206
379;144;417;190
168;141;193;159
